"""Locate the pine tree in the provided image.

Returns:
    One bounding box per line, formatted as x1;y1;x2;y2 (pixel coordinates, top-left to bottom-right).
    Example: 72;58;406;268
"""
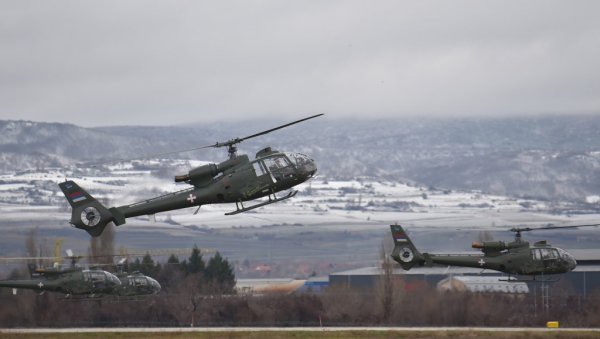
140;253;156;276
167;254;179;264
206;251;236;293
187;245;205;275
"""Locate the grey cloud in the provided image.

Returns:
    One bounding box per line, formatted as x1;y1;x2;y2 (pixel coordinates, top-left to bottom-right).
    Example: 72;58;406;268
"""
1;0;599;126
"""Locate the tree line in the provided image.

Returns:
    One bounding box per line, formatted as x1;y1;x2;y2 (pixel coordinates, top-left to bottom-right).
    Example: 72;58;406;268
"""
3;229;600;327
4;271;600;327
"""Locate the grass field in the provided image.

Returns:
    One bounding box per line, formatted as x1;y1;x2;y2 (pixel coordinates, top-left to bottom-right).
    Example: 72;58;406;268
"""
2;329;600;339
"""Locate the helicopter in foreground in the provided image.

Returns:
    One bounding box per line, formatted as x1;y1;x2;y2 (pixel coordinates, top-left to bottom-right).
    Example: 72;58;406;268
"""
59;114;322;237
390;223;599;280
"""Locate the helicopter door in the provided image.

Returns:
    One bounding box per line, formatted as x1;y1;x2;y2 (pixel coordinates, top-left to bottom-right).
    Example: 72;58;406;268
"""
539;248;560;270
252;160;275;184
86;271;107;289
253;162;267;177
531;249;544;272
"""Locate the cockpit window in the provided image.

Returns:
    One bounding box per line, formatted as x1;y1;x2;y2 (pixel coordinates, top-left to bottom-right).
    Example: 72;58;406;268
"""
262;155;294;181
263;155;292;171
90;271;106;282
130;277;148;286
252;161;266;176
286;153;311;167
557;248;570;260
539;248;559;260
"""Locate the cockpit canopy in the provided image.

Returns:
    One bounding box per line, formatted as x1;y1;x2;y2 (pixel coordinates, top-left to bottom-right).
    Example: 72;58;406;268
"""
82;270;121;286
128;275;161;293
531;247;576;266
285;152;313;168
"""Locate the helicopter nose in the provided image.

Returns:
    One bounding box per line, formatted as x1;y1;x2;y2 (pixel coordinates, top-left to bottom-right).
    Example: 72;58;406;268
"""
305;159;317;178
149;278;161;294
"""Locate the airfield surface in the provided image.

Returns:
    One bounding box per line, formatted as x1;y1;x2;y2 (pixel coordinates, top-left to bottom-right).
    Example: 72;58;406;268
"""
3;327;600;339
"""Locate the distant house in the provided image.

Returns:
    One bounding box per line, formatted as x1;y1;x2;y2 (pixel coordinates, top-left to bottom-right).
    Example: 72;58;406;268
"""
254;264;272;272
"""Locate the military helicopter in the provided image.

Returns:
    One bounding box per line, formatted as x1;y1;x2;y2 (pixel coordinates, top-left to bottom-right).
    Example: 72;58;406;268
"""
58;114;322;237
0;252;161;299
390;223;600;280
115;271;161;297
0;265;123;298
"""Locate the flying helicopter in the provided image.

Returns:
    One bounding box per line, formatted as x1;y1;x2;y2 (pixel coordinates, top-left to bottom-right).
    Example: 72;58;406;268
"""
0;251;161;299
0;265;123;299
390;223;600;280
58;114;322;237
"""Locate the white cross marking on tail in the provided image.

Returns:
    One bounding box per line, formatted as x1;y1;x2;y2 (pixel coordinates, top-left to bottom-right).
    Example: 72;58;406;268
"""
187;194;197;204
478;258;486;266
37;282;44;288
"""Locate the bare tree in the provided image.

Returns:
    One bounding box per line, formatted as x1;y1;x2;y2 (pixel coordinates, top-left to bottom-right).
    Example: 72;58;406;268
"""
24;228;38;268
88;223;115;266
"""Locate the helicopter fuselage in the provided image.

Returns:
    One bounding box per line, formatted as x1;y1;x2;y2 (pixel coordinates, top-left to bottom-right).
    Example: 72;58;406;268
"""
390;224;578;278
114;149;317;219
0;269;122;296
59;114;322;237
420;243;577;275
116;272;161;296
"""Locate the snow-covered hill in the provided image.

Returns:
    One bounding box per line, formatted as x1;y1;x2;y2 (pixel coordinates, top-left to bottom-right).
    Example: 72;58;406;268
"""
2;115;600;202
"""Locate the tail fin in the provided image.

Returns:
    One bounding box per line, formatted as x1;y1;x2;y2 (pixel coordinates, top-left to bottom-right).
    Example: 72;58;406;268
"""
390;224;424;270
58;180;123;237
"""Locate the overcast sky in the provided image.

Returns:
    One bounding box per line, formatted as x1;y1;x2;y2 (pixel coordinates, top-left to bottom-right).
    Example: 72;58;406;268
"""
1;1;599;126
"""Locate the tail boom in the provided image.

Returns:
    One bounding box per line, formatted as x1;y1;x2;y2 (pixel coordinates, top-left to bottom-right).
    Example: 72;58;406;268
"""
58;180;120;237
390;224;425;270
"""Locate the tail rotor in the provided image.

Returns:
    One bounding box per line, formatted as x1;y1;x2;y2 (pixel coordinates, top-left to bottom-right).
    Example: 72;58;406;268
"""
390;224;424;270
58;180;123;237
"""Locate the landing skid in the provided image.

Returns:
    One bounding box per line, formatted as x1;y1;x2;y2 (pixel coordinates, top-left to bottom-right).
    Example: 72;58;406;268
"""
225;190;298;215
59;295;149;302
59;294;103;301
500;275;560;283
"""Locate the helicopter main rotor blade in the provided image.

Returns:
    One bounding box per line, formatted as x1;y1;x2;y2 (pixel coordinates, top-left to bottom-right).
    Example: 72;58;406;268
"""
511;223;600;232
86;114;324;166
89;144;216;167
237;113;324;143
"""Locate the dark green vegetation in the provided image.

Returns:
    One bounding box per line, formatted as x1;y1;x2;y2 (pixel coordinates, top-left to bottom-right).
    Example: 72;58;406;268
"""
3;231;600;327
0;225;600;332
4;262;600;328
0;244;239;327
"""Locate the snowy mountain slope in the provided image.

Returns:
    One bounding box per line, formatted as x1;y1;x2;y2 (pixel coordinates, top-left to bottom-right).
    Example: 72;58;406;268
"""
1;115;600;201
